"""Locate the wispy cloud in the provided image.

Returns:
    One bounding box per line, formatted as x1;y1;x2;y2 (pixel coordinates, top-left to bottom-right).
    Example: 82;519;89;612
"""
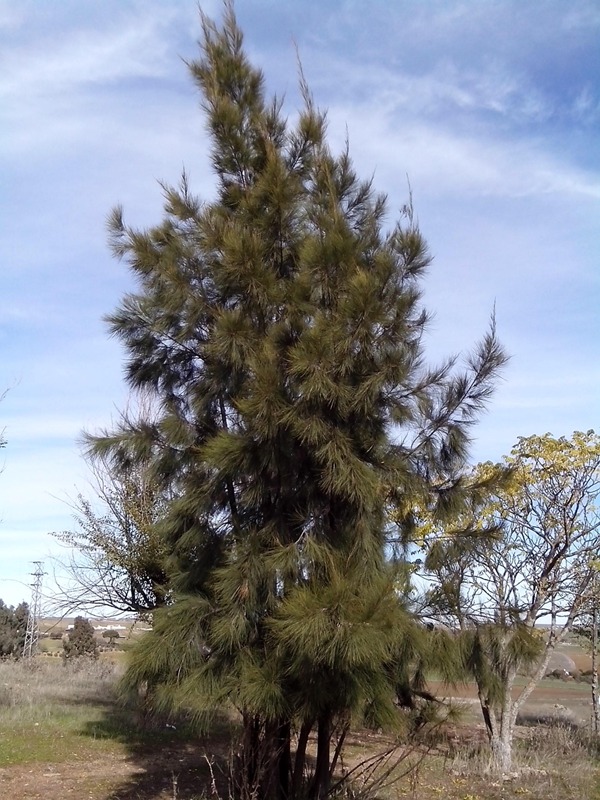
1;7;178;100
308;55;553;125
572;86;600;123
325;103;600;200
1;0;598;609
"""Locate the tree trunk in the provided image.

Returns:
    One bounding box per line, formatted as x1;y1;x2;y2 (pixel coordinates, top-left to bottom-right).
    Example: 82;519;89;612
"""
292;718;314;796
478;692;494;742
329;721;349;779
477;680;516;776
309;713;331;799
592;602;599;735
240;713;261;798
489;720;514;776
276;720;292;800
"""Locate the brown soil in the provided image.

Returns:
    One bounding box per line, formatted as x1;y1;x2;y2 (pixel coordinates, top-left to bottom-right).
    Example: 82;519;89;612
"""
1;722;597;800
0;744;219;800
428;675;595;732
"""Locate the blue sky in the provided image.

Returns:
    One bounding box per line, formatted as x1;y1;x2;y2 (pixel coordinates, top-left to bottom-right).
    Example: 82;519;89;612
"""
1;0;598;609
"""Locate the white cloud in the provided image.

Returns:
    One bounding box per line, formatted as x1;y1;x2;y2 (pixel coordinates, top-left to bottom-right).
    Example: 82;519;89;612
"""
1;8;178;101
326;103;600;201
0;1;24;29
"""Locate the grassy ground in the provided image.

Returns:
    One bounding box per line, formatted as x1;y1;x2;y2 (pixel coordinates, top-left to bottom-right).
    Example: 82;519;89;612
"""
1;657;599;799
0;657;222;799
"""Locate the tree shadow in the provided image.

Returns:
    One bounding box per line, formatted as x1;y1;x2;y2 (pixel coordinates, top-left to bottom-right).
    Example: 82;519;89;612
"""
78;703;235;799
76;701;330;800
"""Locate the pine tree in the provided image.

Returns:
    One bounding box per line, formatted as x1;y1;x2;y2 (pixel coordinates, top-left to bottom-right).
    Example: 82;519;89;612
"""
63;616;98;660
93;6;506;797
0;600;29;658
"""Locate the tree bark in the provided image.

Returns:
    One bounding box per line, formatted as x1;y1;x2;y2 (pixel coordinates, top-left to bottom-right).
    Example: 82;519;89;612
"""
489;718;514;776
592;602;599;735
240;713;261;797
477;672;517;776
292;718;314;797
309;713;331;799
276;719;292;800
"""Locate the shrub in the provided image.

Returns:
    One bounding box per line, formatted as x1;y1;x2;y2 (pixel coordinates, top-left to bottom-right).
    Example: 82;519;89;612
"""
62;617;98;660
102;629;120;648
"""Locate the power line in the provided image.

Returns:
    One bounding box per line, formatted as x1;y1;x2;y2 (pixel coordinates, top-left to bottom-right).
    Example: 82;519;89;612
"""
22;562;44;659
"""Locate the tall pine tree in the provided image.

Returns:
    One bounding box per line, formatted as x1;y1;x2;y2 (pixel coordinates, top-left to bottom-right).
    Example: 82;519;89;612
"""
93;6;506;798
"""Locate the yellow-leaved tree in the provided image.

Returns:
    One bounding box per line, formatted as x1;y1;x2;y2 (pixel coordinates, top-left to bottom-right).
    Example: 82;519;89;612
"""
425;430;600;775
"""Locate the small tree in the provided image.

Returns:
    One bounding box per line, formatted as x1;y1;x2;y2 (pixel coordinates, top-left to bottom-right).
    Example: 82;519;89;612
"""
0;600;28;658
426;430;600;774
573;573;600;734
63;616;98;660
51;447;171;617
102;629;120;649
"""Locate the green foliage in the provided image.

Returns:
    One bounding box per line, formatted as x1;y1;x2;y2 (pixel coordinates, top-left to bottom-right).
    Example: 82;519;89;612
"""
102;630;120;649
94;6;506;797
52;434;171;616
63;617;98;660
0;600;28;658
462;623;544;709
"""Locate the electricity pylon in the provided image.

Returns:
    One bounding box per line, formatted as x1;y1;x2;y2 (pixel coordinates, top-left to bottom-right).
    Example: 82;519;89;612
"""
22;561;44;659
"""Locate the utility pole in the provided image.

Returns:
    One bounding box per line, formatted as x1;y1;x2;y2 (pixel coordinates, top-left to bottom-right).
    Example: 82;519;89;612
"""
22;561;44;659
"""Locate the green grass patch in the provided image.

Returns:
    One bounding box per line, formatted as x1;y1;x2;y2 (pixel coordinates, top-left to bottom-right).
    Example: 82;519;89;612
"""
0;659;132;765
1;657;599;799
0;657;208;771
0;721;125;766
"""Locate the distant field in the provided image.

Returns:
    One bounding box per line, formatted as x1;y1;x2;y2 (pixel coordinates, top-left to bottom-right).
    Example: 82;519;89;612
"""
39;616;146;637
558;641;594;672
36;617;148;658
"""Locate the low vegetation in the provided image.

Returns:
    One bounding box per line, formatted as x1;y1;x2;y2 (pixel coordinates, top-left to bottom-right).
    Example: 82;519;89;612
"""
0;657;120;769
1;655;600;799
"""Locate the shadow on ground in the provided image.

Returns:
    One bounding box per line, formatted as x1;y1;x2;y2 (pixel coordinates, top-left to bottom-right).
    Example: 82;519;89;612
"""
79;704;234;799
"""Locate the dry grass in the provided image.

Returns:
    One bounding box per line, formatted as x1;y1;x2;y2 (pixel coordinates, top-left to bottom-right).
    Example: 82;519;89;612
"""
428;722;600;800
0;657;124;767
1;658;600;799
0;656;117;710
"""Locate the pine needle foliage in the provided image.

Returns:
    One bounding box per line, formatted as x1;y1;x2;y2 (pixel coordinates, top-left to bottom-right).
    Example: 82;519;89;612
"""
93;5;506;798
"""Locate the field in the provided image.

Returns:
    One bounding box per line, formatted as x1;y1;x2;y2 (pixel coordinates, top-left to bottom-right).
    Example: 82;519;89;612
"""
1;641;600;799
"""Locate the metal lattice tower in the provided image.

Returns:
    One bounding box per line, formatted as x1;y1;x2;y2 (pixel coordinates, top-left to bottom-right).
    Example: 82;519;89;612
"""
22;561;44;659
